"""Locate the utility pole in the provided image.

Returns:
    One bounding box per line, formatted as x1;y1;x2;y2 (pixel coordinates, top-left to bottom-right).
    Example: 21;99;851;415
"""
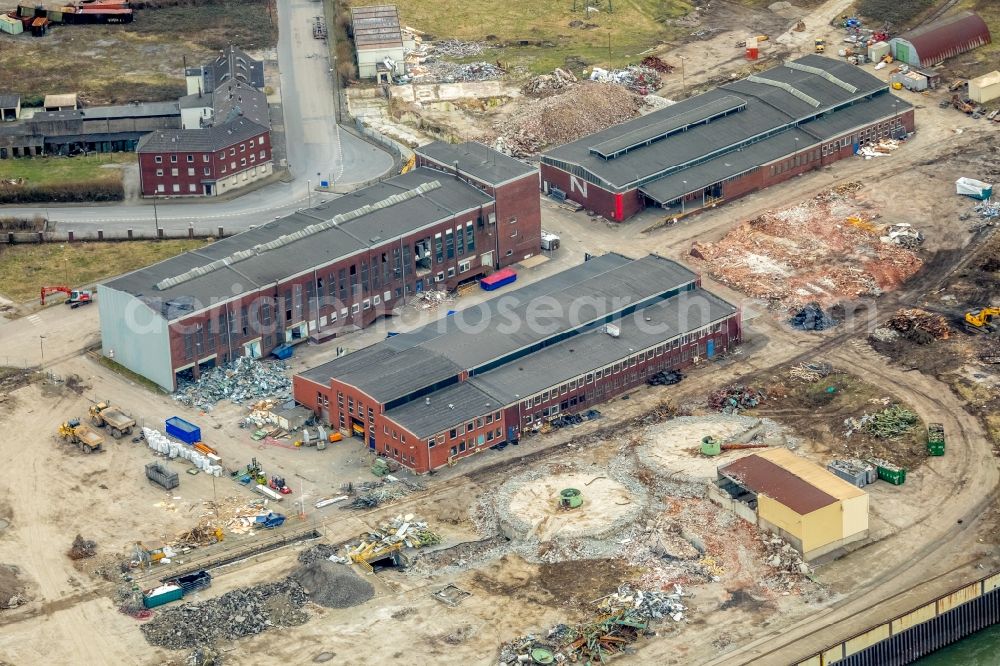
679;55;687;97
607;32;612;69
39;335;45;370
307;179;312;208
152;193;160;237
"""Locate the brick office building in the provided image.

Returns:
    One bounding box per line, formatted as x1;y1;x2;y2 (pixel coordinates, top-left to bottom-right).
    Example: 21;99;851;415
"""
294;253;741;473
540;55;914;221
98;143;540;390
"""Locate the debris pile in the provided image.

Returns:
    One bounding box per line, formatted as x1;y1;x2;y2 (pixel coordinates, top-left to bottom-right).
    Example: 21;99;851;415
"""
347;480;410;508
174;356;291;410
788;302;836;330
288;560;375;608
589;65;663;94
498;584;688;664
346;514;442;555
67;534;97;560
141;580;308;649
760;534;811;576
844;404;918;439
489;82;645;156
880;223;924;249
969;200;1000;230
413;60;504;83
430;38;484;58
141;427;224;477
857;138;901;159
521;67;578;96
414;289;453;310
885;308;950;343
640;55;675;73
788;362;832;383
708;385;765;413
690;185;923;308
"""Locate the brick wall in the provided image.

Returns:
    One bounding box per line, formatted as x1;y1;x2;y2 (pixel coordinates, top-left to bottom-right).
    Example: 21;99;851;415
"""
138;130;271;196
539;163;642;221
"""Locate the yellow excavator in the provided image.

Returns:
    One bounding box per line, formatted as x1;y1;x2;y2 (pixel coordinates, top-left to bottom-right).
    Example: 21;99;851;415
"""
965;307;999;333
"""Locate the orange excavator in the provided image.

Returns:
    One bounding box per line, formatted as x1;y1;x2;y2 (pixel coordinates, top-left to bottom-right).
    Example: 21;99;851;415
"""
40;286;94;307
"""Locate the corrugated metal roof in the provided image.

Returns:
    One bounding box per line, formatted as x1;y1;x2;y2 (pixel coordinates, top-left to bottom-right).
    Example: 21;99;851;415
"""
416;141;537;185
351;4;403;50
895;11;991;66
758;448;865;500
720;453;838;515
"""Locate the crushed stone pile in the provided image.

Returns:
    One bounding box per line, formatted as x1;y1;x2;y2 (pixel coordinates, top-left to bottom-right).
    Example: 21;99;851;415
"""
488;82;646;156
289;560;374;608
689;184;923;308
173;356;291;411
141;580;308;649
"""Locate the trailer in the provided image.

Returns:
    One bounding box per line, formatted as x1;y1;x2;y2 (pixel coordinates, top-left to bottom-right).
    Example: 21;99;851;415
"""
145;462;179;490
165;416;201;445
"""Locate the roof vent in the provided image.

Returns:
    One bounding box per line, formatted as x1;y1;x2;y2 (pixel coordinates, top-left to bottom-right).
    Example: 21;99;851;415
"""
425;397;431;405
448;404;454;409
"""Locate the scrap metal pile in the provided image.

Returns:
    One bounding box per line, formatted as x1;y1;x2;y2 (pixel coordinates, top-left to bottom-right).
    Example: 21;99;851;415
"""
857;138;901;159
844;404;918;439
489;82;646;157
345;514;442;557
885;308;950;343
498;584;688;664
788;302;836;330
347;479;412;509
416;60;505;83
174;356;291;411
708;385;766;413
640;55;675;73
690;184;923;308
589;65;663;94
67;534;97;560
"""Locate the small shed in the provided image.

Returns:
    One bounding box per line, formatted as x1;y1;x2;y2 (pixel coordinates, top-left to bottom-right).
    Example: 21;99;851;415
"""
44;93;77;111
270;405;313;431
891;70;928;92
0;94;20;121
889;11;991;66
350;5;406;81
0;13;24;34
969;70;1000;104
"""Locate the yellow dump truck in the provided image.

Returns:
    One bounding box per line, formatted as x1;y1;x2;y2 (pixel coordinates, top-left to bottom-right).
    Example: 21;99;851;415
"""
58;419;104;453
88;401;136;438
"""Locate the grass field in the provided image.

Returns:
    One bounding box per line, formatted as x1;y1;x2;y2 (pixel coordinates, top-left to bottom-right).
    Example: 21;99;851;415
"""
0;154;134;188
0;0;276;105
362;0;693;73
0;240;208;302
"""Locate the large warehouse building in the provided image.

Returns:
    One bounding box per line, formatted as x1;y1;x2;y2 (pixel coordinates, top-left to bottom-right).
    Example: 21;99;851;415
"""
294;253;741;473
98;142;540;390
540;55;913;221
713;448;869;561
889;11;991;67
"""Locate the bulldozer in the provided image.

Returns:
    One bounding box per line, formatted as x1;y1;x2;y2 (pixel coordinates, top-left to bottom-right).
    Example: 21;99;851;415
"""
965;307;1000;334
814;38;825;54
58;419;105;453
88;401;136;438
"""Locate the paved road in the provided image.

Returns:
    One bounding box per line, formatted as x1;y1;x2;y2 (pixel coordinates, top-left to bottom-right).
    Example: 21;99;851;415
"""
0;0;392;233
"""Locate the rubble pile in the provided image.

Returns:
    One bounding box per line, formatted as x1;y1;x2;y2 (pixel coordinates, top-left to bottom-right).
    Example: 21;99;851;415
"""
412;60;504;83
886;308;950;343
870;326;900;342
788;302;836;330
141;580;308;649
67;534;97;560
521;68;578;96
347;481;410;508
708;385;766;413
881;223;924;249
589;65;663;94
844;404;918;439
690;185;923;308
641;55;675;73
414;289;453;310
857;138;901;159
760;534;811;576
969;200;1000;230
788;362;832;383
430;38;484;58
174;356;291;410
489;82;645;156
346;514;442;554
498;584;688;664
289;560;374;608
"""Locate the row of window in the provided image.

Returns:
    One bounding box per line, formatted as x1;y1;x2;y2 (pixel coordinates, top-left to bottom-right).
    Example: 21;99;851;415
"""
447;428;504;457
519;322;723;409
151;136;266;164
425;411;503;448
154;151;266;178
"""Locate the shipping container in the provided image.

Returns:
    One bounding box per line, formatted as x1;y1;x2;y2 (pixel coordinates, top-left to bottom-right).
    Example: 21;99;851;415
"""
927;423;945;456
480;267;517;291
165;416;201;444
143;584;184;608
146;462;179;490
870;457;906;485
169;570;212;594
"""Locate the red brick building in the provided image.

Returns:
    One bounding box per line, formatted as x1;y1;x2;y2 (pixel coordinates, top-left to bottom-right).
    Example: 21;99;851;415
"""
136;117;271;197
294;254;741;473
541;55;914;221
98;143;541;390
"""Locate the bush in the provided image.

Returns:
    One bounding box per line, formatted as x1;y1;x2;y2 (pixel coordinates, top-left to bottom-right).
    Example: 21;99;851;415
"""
0;216;46;231
857;0;933;26
0;180;124;204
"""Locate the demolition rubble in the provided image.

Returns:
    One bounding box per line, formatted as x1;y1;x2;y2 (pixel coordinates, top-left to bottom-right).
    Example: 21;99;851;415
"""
173;357;291;411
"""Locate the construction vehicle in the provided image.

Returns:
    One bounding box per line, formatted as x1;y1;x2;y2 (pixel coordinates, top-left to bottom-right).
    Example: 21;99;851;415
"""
965;307;1000;333
952;94;976;114
57;418;104;453
40;286;94;307
268;475;292;494
814;38;825;54
947;79;966;92
88;401;136;438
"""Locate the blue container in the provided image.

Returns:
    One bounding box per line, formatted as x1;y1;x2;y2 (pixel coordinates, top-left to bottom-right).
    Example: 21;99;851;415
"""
271;343;293;360
165;416;201;445
480;267;517;291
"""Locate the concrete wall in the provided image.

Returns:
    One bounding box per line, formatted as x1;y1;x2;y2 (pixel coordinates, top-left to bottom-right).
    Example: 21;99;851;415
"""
181;105;211;130
97;285;173;390
357;46;405;78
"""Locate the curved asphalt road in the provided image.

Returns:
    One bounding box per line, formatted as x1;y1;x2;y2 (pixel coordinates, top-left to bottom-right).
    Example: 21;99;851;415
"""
0;0;393;233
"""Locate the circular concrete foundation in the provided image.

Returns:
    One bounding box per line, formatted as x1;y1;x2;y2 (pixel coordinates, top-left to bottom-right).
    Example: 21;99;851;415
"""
497;467;646;542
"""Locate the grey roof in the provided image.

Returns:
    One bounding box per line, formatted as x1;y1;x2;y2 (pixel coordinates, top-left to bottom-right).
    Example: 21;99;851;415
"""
32;101;180;122
213;80;269;129
0;94;20;108
387;286;738;437
178;93;211;110
800;92;911;140
416;141;537;185
103;168;494;316
203;45;265;90
350;5;403;50
543;56;899;193
136;117;267;153
468;287;737;404
385;382;500;440
300;254;699;406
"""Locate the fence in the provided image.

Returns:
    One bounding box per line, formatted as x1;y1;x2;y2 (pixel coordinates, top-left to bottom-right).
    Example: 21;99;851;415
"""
2;226;233;245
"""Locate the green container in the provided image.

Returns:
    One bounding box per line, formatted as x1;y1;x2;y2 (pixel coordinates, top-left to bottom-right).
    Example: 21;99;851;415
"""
927;423;945;456
143;584;184;608
701;436;722;456
876;466;906;485
927;442;945;457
